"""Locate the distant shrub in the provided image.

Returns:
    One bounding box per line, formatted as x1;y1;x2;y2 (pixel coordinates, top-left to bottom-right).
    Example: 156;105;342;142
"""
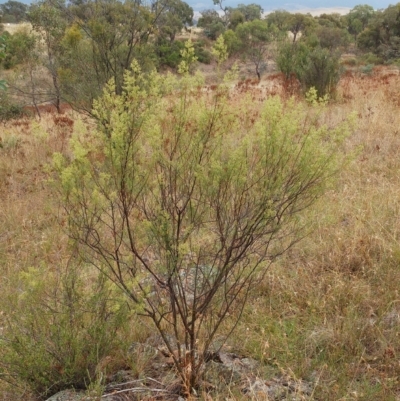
277;42;341;98
341;57;358;67
157;40;185;69
360;64;374;75
389;58;400;68
203;21;225;40
194;41;212;64
0;92;24;123
0;133;21;150
360;52;382;65
2;30;35;69
297;47;341;97
157;39;212;68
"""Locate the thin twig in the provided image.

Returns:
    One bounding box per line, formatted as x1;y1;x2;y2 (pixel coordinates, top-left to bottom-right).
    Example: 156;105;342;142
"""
106;379;146;389
102;387;170;397
146;377;166;387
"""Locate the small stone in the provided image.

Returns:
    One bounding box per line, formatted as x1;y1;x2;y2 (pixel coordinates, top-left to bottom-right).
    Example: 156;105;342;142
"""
45;390;86;401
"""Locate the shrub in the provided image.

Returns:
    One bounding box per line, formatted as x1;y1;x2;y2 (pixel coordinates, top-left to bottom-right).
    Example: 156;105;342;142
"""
203;21;225;40
0;264;132;400
0;91;24;123
277;41;341;98
53;59;351;396
360;52;383;65
2;30;36;69
0;133;21;150
194;41;212;64
341;57;357;67
276;41;306;80
157;40;185;69
360;63;374;75
297;46;341;97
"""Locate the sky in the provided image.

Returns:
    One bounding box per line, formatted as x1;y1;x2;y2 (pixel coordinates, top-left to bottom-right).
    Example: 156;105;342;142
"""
186;0;394;13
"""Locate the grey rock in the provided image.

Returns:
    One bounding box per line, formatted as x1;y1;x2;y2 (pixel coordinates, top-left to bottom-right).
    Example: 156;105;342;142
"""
45;390;87;401
203;360;242;385
383;309;400;328
243;377;313;401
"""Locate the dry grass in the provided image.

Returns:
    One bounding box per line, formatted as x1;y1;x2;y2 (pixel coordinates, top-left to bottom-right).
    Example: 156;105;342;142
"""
231;67;400;400
2;23;32;35
1;67;400;400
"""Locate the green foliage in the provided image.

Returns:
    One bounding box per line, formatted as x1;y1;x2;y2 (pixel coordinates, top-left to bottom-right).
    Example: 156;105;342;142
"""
360;52;383;65
346;4;375;38
314;26;351;51
222;28;242;55
297;46;341;97
235;20;277;79
235;3;263;21
0;132;20;150
53;61;350;394
156;39;209;70
197;9;221;28
212;34;228;65
277;41;341;98
155;0;193;42
56;0;160;112
0;32;7;63
0;0;28;23
356;4;400;62
0;264;132;400
197;9;225;39
287;13;316;43
360;63;374;75
0;91;24;123
178;39;197;73
157;39;185;69
265;9;291;32
193;40;212;64
276;41;307;80
227;3;263;29
1;29;36;69
28;0;66;112
204;21;226;40
316;13;345;29
227;9;245;30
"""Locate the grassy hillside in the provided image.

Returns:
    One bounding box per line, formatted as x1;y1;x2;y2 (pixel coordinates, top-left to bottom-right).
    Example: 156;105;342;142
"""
1;66;400;400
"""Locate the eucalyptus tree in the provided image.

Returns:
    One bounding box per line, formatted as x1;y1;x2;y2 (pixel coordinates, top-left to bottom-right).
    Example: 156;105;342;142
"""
346;4;375;39
0;1;28;23
236;19;278;79
29;0;66;113
154;0;193;42
265;9;291;32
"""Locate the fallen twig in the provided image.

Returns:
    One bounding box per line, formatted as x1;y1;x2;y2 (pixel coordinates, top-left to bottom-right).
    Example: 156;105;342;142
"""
102;387;170;397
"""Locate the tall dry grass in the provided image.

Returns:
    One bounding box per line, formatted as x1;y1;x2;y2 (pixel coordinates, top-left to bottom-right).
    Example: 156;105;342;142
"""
230;67;400;400
1;67;400;400
0;112;74;400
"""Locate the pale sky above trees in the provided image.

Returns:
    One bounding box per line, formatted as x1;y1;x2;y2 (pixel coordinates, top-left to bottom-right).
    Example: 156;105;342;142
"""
190;0;392;13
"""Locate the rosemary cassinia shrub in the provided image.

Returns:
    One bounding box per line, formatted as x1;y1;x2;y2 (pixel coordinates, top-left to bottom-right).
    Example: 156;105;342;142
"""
53;60;352;396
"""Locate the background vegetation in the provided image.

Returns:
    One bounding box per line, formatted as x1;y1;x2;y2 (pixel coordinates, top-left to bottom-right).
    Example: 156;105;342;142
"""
1;1;400;400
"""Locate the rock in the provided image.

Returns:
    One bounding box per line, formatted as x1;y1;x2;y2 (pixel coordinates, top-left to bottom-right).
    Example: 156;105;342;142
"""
203;360;242;386
383;308;400;328
45;389;123;401
45;390;87;401
243;376;313;401
218;352;259;373
241;357;260;371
